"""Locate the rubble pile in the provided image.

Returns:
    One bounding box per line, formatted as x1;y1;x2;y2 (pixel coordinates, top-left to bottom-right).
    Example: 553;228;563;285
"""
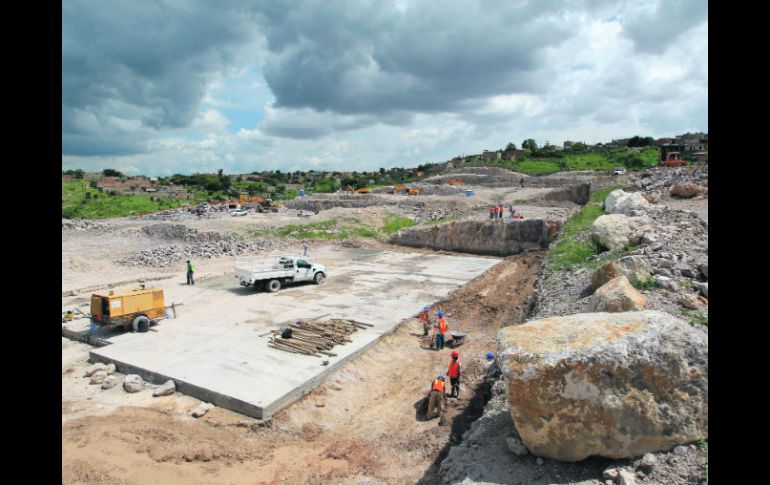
629;165;708;193
62;218;108;231
141;224;227;243
117;236;277;267
136;203;228;221
534;204;708;321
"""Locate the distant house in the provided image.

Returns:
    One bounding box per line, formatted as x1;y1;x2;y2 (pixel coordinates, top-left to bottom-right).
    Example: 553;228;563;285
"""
563;141;575;149
693;151;709;163
481;150;502;161
612;138;631;147
501;149;525;160
62;175;74;182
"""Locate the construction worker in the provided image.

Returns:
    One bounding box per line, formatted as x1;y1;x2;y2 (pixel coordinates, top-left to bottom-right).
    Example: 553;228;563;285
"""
448;351;462;398
186;260;195;285
302;239;309;257
427;375;447;419
419;306;431;336
489;205;495;220
435;310;447;350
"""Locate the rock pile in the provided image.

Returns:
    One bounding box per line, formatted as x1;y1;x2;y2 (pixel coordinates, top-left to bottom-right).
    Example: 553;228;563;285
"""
117;236;276;267
136;203;228;221
629;165;708;193
62;218;108;231
141;224;226;243
535;203;707;320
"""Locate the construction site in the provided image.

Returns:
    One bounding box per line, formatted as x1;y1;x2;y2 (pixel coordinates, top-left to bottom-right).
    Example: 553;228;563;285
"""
62;165;708;485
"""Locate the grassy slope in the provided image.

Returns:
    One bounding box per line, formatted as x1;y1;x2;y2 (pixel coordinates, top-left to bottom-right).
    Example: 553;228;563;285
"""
62;181;201;219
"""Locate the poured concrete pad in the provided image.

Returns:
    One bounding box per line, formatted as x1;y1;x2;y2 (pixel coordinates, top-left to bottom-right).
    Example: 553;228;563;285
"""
90;249;500;418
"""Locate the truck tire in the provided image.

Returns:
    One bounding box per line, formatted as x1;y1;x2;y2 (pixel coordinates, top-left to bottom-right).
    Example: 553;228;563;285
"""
267;279;281;292
314;272;325;285
132;315;150;333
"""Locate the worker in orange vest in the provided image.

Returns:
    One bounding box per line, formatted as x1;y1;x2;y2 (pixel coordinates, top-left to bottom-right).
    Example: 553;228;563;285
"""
448;351;462;398
427;375;447;419
419;306;431;336
435;310;447;350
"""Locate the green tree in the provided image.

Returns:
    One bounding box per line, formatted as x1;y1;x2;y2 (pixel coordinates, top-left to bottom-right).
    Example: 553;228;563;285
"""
102;168;124;177
505;142;517;151
522;139;538;151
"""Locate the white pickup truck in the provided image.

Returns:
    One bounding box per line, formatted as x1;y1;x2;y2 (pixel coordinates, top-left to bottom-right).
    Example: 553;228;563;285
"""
235;256;326;292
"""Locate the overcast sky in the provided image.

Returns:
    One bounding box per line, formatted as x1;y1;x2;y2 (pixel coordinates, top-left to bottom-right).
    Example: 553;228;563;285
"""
61;0;707;176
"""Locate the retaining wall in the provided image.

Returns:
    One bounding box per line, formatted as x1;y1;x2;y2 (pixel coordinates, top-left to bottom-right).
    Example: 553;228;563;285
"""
389;219;560;256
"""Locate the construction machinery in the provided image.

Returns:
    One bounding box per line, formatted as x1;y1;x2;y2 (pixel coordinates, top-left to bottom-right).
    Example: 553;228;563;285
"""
90;286;174;332
355;187;371;194
446;179;465;185
239;194;282;213
660;144;686;167
389;184;420;195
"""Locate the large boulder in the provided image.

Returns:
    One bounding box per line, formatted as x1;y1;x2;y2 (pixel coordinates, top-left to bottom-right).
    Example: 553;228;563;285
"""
591;256;651;289
592;214;651;251
123;374;145;393
604;190;651;215
496;311;708;461
588;276;647;312
670;183;707;198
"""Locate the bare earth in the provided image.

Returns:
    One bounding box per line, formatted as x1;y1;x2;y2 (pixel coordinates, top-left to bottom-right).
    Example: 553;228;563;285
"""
62;252;544;485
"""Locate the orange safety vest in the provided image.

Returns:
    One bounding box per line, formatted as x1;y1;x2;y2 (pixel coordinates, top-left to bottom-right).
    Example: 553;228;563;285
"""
419;311;429;322
431;379;445;393
438;317;447;334
448;359;461;378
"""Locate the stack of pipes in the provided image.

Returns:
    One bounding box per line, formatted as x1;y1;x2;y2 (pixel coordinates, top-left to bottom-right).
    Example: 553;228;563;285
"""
268;319;374;357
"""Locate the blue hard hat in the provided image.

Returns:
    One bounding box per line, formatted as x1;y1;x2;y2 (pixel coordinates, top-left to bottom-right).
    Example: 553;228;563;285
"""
438;375;445;381
486;352;495;360
437;310;444;317
423;306;429;311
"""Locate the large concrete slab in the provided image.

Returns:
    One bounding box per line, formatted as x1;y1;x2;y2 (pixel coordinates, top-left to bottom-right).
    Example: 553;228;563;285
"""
90;249;500;418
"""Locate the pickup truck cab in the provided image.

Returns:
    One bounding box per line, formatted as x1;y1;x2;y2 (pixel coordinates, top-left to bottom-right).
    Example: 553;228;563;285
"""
235;256;326;292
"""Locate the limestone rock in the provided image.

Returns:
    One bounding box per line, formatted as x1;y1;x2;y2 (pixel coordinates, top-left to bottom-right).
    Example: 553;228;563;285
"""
692;281;708;299
670;183;707;198
618;469;637;485
698;263;708;279
123;374;144;393
152;379;176;397
496;311;708;461
604;190;654;215
192;402;214;418
592;214;651;251
104;363;116;375
591;256;651;289
603;469;619;480
84;362;105;377
101;375;119;390
589;276;647;312
89;370;107;385
678;293;703;310
506;437;529;456
639;453;657;471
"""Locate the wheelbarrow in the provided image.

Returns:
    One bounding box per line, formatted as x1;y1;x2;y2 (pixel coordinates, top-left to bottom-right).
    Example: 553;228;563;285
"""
449;331;467;347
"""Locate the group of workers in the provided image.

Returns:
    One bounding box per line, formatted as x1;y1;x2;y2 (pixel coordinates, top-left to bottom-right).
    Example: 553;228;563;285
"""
418;306;483;420
489;204;524;221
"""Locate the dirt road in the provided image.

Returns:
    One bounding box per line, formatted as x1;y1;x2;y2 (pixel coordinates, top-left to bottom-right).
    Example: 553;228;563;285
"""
62;251;544;485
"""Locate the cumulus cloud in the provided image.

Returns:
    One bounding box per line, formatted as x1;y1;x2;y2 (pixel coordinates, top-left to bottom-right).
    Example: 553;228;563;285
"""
62;0;707;174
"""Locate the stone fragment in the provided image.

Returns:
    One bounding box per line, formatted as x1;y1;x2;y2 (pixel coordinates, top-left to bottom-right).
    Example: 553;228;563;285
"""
123;374;144;393
84;362;105;377
101;375;119;390
152;379;176;397
89;370;107;385
589;276;647;312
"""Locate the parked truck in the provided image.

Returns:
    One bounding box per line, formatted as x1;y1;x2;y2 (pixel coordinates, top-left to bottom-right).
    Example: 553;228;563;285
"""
235;256;326;292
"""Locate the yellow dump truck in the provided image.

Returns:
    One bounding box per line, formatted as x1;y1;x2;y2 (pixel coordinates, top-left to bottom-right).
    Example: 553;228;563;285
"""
90;286;170;332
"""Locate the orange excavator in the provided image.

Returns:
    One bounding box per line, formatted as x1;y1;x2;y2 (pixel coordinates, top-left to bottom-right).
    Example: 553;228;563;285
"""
239;194;281;212
355;187;371;194
446;179;465;185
